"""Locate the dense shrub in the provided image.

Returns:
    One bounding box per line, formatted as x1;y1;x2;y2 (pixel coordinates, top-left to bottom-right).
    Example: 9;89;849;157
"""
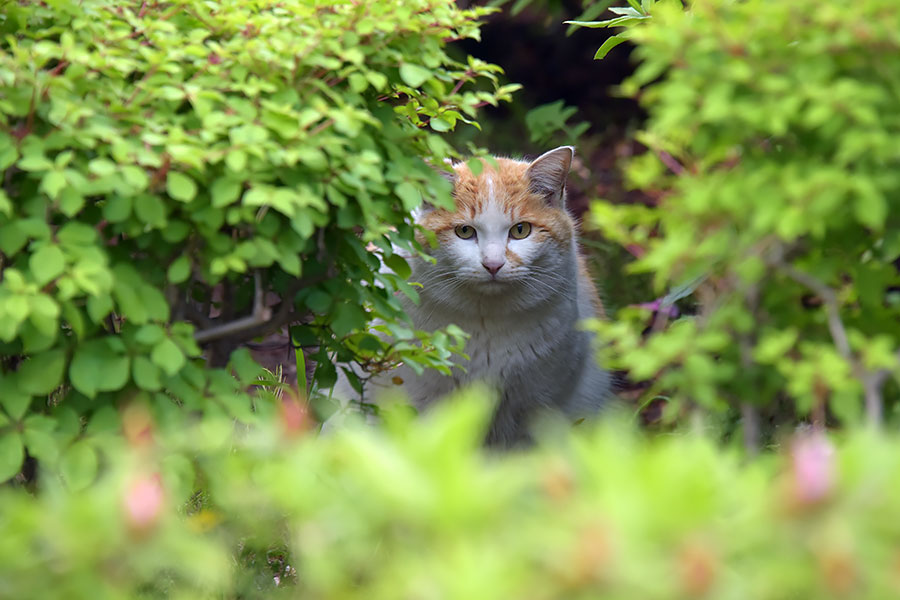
0;0;518;484
2;394;900;598
578;0;900;438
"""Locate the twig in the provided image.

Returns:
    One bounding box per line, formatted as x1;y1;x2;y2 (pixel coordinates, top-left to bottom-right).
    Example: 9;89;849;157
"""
449;69;473;96
739;282;761;453
192;273;326;345
740;403;760;455
862;369;889;426
783;265;882;426
783;267;851;360
194;271;269;344
656;149;685;175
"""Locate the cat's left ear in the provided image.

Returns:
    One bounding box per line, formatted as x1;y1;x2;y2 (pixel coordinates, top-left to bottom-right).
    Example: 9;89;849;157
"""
526;146;574;208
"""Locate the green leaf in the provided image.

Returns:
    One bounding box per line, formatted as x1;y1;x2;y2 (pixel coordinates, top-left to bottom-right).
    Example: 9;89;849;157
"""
51;407;80;451
395;182;421;211
399;64;432;87
563;20;612;28
133;355;163;391
86;294;114;324
135;324;165;346
17;349;66;395
0;140;18;171
151;337;186;376
69;338;131;398
57;222;97;246
60;441;98;491
348;72;368;92
41;170;67;199
331;302;367;338
211;178;242;207
23;427;58;463
306;290;332;313
614;4;644;16
595;35;628;60
167;255;191;284
88;158;116;177
167;172;198;202
103;195;132;222
85;405;120;436
429;117;451;132
121;165;149;191
385;254;412;279
29;244;66;286
0;375;30;420
58;188;85;217
0;223;27;256
229;348;263;385
0;432;24;483
225;149;247;172
134;195;167;227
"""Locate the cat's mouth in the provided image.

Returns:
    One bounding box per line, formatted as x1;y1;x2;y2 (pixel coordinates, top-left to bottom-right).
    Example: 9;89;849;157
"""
471;277;512;293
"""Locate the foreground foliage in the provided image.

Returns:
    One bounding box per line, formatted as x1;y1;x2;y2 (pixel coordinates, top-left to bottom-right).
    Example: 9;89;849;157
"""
0;0;514;484
1;394;899;599
578;0;900;435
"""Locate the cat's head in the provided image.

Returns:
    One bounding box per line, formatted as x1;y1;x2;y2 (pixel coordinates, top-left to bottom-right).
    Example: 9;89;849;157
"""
415;146;578;306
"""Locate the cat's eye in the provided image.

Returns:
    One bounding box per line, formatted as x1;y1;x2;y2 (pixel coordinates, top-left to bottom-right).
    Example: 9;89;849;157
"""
455;224;476;239
509;222;532;239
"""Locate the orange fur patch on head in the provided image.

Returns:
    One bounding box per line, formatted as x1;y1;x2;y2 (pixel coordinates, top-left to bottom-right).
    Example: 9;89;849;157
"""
419;157;576;244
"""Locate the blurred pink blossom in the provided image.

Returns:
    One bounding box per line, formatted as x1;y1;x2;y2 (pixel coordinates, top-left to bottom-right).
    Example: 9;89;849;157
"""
124;473;165;531
790;430;835;505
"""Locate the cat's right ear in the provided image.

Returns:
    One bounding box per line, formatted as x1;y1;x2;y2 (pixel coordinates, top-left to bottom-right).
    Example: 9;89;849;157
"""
526;146;574;208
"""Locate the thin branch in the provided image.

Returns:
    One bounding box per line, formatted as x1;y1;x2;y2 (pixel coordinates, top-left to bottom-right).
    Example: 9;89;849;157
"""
783;266;851;358
862;370;888;426
656;149;685;175
740;403;760;455
739;282;761;454
192;273;325;345
783;265;883;426
194;271;268;344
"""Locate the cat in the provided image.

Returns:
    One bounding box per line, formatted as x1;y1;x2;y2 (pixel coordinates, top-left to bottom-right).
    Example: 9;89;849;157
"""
349;146;610;446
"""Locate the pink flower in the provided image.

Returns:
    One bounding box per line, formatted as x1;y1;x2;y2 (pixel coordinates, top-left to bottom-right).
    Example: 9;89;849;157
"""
790;430;835;505
124;473;165;532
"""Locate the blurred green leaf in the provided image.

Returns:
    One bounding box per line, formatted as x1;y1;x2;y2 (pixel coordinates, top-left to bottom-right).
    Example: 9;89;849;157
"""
60;440;98;491
166;172;197;203
0;432;24;483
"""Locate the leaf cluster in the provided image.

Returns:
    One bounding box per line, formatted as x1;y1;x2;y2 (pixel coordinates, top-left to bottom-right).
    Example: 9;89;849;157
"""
585;0;900;433
0;0;513;483
2;394;900;598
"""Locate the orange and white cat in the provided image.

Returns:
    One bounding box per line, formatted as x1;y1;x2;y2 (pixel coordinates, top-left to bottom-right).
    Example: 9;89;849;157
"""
364;146;610;444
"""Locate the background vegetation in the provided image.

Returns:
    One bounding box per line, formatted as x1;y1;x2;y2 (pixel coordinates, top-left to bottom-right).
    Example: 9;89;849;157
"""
1;0;899;596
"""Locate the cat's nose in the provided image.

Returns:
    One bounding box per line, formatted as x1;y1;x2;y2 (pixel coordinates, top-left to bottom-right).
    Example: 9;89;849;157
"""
482;258;505;276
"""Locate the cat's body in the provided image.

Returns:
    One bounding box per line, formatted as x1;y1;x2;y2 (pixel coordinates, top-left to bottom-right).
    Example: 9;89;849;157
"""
358;146;610;445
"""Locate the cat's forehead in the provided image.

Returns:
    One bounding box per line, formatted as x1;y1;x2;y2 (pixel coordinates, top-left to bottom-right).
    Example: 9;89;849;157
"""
451;158;540;217
417;156;575;243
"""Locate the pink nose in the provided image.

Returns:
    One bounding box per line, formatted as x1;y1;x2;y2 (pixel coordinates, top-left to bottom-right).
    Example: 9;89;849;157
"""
482;259;504;276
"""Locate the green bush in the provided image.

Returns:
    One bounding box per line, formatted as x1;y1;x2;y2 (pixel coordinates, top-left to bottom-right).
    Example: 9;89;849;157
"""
0;0;517;484
3;393;900;598
578;0;900;436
